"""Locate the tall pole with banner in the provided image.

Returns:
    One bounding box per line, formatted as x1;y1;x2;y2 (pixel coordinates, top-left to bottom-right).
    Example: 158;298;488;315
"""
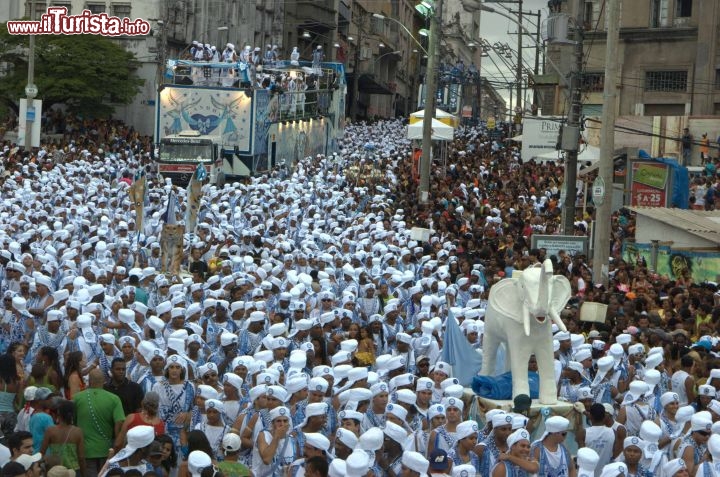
23;0;40;150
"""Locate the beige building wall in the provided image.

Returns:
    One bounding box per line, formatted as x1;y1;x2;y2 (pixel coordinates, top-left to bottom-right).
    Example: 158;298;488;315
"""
550;0;720;118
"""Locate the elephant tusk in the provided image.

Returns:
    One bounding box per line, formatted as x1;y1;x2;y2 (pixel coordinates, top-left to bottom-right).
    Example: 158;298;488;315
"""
522;303;531;336
549;309;567;332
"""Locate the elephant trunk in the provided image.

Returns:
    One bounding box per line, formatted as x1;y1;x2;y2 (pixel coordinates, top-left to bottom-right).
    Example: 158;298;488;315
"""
522;302;531;336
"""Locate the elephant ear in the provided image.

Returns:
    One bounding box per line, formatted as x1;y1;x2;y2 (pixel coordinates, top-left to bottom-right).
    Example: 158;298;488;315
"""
549;275;572;312
487;279;524;325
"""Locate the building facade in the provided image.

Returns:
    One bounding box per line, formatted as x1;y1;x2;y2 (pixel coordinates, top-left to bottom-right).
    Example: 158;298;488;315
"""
1;0;502;132
543;0;720;117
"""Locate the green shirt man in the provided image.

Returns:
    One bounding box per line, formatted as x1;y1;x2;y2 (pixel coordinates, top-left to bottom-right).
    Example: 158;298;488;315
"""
73;370;125;460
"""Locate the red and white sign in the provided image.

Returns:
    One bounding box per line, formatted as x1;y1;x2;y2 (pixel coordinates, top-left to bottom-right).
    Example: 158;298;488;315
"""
631;183;666;207
159;164;211;174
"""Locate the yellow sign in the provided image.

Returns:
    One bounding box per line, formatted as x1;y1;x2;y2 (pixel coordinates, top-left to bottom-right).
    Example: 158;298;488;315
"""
487;118;496;129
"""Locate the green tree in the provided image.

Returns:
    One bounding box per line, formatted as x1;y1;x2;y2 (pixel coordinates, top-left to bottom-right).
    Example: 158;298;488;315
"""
0;23;144;117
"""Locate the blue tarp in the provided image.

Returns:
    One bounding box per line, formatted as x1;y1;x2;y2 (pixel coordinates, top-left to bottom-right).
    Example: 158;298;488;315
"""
440;309;484;387
637;150;690;209
471;372;541;400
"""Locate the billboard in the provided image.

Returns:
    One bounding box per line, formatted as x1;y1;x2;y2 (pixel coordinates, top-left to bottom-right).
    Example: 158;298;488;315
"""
157;85;253;154
521;116;562;160
531;234;589;258
630;161;669;207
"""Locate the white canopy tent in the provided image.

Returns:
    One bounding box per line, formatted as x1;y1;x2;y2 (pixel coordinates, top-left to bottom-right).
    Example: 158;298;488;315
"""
407;118;454;141
409;108;459;128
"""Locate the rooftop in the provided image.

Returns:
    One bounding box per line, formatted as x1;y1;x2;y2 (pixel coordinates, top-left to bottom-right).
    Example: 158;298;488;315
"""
628;207;720;245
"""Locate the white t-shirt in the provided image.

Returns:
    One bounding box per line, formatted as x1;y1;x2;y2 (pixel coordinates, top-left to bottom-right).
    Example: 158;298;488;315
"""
671;370;690;405
584;425;615;476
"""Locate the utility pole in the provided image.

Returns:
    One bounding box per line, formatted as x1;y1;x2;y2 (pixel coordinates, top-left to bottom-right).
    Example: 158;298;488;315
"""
592;0;621;286
24;0;38;151
419;0;443;203
515;0;523;124
561;0;584;235
533;9;540;113
350;22;364;120
509;7;542;115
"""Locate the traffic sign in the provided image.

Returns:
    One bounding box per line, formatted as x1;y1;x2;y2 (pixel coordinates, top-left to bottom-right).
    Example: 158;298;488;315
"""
25;84;38;97
592;176;605;205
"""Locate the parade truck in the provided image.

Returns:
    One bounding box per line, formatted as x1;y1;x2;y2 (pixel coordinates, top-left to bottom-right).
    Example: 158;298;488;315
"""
154;58;346;185
158;131;226;185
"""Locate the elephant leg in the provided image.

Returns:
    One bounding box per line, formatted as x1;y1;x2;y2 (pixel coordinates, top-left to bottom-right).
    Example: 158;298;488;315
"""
536;343;558;404
481;331;499;376
510;346;531;399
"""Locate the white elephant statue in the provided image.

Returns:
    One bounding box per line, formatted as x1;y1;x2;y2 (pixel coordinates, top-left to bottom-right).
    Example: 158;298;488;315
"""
481;259;571;404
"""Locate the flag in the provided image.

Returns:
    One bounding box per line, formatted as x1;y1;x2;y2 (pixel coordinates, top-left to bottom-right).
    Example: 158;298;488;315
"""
185;163;205;233
161;189;177;225
440;308;484;387
127;171;146;243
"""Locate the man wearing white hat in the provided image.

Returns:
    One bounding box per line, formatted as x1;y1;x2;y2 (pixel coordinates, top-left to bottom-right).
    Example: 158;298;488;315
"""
599;462;627;477
288;432;331;477
531;416;573;477
617;381;654;436
253;406;298;477
575;447;599;477
137;345;166;394
662;458;689;477
401;451;429;477
101;425;155;477
676;412;711;475
476;412;513;475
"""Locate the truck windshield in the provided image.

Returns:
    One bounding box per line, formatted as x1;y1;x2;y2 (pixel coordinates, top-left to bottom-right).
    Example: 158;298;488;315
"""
159;142;213;163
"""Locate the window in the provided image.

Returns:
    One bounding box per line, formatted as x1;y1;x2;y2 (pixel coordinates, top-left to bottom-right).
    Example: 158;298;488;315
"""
25;1;47;18
51;1;71;14
650;0;669;27
676;0;691;17
112;3;131;18
370;16;383;36
86;3;106;14
715;69;720;90
583;1;594;28
645;70;688;92
582;72;605;93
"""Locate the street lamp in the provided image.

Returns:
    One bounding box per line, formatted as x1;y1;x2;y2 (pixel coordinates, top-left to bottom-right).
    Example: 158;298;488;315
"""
374;51;402;62
372;13;429;56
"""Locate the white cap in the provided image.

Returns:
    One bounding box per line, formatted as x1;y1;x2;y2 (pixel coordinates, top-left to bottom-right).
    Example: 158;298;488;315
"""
401;451;429;477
